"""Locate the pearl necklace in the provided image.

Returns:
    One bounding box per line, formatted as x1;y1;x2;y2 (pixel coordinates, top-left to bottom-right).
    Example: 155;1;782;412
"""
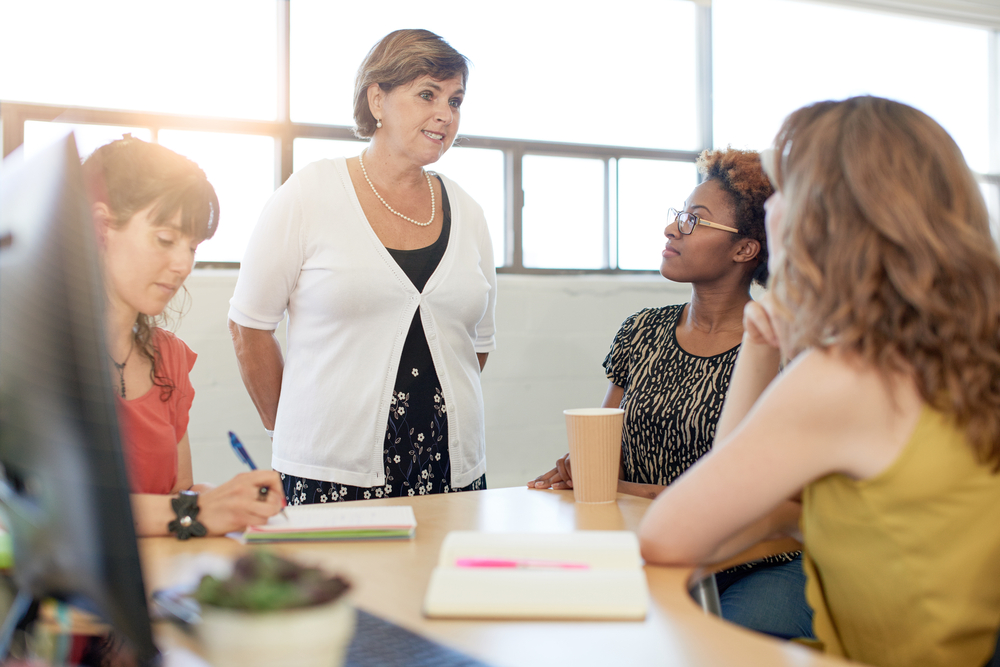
359;150;435;227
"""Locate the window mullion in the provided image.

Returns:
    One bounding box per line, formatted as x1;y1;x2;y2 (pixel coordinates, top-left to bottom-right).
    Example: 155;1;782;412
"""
989;28;999;173
276;0;292;188
505;146;524;270
602;158;612;269
695;3;714;153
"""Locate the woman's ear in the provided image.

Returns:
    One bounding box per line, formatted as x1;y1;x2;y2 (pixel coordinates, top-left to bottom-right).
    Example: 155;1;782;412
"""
92;202;113;248
367;83;385;123
733;238;761;264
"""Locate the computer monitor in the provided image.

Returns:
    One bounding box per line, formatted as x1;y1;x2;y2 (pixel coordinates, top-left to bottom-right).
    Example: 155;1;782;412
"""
0;134;159;664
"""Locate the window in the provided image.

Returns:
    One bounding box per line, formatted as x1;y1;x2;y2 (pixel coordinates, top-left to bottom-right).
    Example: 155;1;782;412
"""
713;0;992;172
522;156;607;269
23;122;151;160
618;159;699;270
0;0;276;120
156;131;276;263
290;0;699;149
433;146;506;267
2;0;998;267
984;182;1000;240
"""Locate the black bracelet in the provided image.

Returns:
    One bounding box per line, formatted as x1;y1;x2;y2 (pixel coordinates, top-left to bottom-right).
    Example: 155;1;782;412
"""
168;490;207;540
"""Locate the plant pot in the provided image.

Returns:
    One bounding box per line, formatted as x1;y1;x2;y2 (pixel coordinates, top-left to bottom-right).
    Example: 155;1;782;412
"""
197;597;355;667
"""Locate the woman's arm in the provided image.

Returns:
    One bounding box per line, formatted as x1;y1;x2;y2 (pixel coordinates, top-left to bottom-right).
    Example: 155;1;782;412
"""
637;352;829;565
478;352;488;371
172;432;194;493
713;299;783;445
131;470;284;537
229;321;285;432
637;343;919;566
227;175;305;432
680;499;802;564
631;299;787;550
617;480;666;499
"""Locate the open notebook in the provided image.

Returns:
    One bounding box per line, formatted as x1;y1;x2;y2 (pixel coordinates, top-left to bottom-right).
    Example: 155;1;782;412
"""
423;531;648;620
243;505;417;543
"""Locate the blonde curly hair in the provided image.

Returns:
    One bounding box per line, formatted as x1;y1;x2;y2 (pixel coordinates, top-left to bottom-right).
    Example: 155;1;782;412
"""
766;96;1000;470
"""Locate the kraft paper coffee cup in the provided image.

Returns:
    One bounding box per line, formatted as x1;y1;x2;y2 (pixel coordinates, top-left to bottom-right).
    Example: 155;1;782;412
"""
563;408;624;504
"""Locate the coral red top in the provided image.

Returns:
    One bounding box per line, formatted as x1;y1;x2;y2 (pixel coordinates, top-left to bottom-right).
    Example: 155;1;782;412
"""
115;328;197;494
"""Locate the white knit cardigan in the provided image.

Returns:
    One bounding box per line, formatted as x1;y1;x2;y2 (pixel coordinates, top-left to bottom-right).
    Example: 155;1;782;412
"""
229;157;497;488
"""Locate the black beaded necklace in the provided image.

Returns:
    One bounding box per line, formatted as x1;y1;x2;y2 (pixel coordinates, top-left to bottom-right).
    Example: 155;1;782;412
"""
109;340;134;399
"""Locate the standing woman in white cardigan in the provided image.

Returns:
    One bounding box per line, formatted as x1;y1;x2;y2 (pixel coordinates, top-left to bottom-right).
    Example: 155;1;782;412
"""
228;29;497;504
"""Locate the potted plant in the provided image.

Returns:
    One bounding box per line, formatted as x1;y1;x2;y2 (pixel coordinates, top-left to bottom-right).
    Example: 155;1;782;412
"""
194;550;353;667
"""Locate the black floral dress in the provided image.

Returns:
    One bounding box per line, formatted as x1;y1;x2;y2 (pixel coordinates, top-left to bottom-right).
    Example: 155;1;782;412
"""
281;178;486;505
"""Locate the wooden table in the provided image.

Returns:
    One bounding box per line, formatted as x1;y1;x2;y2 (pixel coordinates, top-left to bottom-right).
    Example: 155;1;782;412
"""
140;487;853;667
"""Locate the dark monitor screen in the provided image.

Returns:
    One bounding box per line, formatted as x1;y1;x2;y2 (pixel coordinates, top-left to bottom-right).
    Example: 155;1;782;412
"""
0;134;159;664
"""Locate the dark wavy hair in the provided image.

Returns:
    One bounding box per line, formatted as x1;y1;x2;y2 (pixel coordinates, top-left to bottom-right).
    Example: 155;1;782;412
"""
766;96;1000;470
82;135;219;401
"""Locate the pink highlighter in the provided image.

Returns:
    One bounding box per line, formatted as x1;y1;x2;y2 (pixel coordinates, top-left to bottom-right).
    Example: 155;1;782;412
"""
455;558;590;570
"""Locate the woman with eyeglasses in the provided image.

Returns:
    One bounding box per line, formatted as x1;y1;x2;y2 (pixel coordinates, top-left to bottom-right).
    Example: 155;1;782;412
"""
638;97;1000;667
531;148;812;640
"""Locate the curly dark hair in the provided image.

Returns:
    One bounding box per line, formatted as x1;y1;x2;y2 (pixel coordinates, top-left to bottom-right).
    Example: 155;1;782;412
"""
696;148;773;286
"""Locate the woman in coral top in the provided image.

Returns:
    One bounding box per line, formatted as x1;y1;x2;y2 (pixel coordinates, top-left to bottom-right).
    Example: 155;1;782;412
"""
83;136;283;537
638;97;1000;667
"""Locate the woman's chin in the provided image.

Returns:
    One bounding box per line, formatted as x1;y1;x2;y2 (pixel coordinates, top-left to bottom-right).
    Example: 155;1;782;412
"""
659;259;677;281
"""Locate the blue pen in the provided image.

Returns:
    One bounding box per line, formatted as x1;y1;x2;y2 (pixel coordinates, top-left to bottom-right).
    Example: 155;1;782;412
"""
229;430;288;519
229;430;257;470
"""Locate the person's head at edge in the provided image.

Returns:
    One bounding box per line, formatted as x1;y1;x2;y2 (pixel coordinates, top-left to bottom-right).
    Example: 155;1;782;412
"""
353;29;470;166
762;95;1000;469
661;148;771;293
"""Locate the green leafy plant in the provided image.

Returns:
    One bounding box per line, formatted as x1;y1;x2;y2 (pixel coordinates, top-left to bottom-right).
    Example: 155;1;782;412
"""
194;551;350;612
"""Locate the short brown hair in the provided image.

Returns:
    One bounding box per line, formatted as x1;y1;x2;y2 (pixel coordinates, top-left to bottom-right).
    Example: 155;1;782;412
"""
353;29;470;138
697;148;772;286
767;96;1000;469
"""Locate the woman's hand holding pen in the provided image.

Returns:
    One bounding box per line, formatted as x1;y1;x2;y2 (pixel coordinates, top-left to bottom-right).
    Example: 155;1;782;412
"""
197;471;284;535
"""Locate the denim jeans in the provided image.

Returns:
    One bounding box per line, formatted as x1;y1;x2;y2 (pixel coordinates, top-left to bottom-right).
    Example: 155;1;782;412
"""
713;554;815;640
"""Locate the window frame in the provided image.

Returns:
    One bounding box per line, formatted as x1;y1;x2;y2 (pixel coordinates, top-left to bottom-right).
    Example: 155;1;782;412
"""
2;2;997;273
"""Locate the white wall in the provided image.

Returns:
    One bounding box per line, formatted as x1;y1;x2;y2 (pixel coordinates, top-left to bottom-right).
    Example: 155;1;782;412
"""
176;271;691;490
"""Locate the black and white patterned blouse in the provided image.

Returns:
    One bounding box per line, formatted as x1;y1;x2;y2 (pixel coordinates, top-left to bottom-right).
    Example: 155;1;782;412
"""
604;304;797;571
604;304;739;486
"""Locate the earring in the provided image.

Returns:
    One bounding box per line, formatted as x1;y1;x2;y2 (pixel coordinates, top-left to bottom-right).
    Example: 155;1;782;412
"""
376;119;383;129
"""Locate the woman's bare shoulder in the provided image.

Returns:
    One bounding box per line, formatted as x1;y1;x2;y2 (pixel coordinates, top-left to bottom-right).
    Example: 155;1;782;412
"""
780;347;909;403
763;347;923;477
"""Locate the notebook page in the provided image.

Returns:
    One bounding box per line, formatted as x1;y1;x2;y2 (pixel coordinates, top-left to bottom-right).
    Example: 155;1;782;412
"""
254;505;417;532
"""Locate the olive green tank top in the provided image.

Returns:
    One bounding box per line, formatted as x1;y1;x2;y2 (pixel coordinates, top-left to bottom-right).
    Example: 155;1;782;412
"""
801;407;1000;667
